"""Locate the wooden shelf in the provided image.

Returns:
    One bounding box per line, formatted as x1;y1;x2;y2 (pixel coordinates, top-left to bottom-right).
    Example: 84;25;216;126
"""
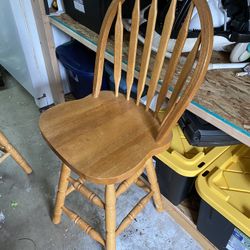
49;14;250;147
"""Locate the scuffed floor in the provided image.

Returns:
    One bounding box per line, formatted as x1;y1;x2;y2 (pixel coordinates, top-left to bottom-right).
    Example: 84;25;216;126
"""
0;73;202;250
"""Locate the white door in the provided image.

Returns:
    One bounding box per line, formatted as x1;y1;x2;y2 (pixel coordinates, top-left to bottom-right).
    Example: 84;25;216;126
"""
0;0;54;108
0;0;34;96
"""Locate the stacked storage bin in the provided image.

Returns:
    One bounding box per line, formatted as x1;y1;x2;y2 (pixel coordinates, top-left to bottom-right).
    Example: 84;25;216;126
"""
155;110;248;248
154;125;230;205
195;145;250;249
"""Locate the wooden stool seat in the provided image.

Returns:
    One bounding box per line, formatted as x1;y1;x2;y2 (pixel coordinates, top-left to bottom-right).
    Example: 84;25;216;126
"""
40;91;172;184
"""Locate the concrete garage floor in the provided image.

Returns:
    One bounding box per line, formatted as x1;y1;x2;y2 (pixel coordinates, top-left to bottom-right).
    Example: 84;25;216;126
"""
0;73;202;250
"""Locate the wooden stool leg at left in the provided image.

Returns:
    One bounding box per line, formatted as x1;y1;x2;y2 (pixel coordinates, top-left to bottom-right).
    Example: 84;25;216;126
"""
0;131;32;174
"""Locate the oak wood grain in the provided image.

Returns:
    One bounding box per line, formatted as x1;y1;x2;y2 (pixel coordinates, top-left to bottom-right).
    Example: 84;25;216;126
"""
116;191;153;236
0;131;32;174
126;0;140;100
157;0;213;142
146;0;177;110
162;35;201;122
145;158;164;212
105;184;116;250
40;91;172;185
114;1;123;97
92;0;121;98
156;3;194;113
53;163;71;224
62;205;105;246
68;176;105;208
136;0;157;104
116;167;145;197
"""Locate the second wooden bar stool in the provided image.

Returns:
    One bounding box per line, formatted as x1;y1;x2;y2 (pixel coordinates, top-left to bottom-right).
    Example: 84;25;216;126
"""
39;0;213;249
0;131;32;175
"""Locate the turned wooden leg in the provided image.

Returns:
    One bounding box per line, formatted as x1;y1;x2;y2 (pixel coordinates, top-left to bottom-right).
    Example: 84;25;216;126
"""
53;163;71;224
0;131;32;174
105;184;116;250
146;158;164;212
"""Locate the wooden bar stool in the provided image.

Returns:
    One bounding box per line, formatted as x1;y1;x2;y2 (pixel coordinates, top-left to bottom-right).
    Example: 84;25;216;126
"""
0;131;32;174
39;0;213;249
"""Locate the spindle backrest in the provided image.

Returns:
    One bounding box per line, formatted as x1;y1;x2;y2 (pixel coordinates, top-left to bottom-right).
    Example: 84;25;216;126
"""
93;0;213;143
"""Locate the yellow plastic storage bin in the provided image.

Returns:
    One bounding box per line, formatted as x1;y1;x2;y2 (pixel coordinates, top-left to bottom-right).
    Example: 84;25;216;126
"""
156;125;230;177
154;125;230;205
195;145;250;248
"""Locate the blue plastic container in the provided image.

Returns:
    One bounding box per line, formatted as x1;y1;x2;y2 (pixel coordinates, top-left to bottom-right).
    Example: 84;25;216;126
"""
104;62;148;99
56;40;108;99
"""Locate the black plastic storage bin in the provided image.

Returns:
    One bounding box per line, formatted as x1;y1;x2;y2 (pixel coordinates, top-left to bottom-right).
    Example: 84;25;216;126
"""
178;110;239;146
153;156;195;206
63;0;151;34
56;40;108;99
197;200;235;249
63;0;111;34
